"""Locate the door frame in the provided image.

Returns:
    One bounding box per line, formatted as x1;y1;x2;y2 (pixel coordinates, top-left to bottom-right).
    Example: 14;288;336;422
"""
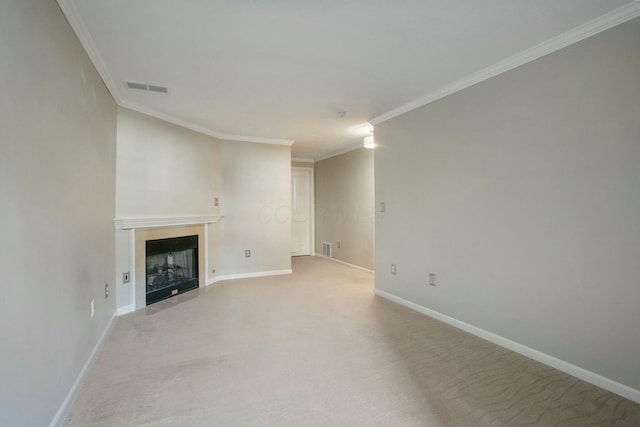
291;167;315;256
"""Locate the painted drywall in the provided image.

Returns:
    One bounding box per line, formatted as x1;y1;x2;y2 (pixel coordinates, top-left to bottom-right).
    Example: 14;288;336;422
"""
0;1;117;425
219;141;292;276
375;17;640;392
116;107;222;218
115;107;222;307
114;228;132;310
114;109;291;308
315;148;374;270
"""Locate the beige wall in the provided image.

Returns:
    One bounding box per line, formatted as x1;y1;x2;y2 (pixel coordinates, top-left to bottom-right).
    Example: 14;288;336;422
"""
116;107;222;218
115;108;291;310
115;107;222;308
375;18;640;392
220;141;292;276
315;148;374;270
0;1;117;425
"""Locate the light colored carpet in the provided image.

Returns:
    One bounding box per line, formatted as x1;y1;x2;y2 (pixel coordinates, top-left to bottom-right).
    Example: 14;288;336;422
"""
64;256;640;426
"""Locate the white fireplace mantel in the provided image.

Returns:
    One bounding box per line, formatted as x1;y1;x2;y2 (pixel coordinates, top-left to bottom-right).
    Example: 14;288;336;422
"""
113;215;223;230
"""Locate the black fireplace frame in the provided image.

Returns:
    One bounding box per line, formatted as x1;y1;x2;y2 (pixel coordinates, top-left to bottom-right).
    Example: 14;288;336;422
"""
145;235;199;305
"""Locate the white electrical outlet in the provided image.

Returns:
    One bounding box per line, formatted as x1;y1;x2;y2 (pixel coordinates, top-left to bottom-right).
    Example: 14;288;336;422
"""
429;273;436;286
105;283;109;299
90;299;95;317
337;241;341;248
245;249;251;258
391;264;396;275
380;202;386;212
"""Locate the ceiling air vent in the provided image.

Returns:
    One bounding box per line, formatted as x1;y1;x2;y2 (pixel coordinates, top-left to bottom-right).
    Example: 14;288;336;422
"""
126;81;148;90
148;85;168;93
125;81;168;94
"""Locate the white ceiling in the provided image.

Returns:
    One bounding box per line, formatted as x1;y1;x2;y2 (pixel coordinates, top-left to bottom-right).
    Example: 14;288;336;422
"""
59;0;639;160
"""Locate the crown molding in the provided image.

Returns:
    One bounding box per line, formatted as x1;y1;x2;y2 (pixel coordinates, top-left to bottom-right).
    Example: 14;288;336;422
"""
119;100;294;146
369;1;640;126
119;100;226;139
291;157;315;163
57;0;294;147
314;141;364;162
118;101;294;146
60;0;640;144
221;133;294;146
57;0;123;103
119;101;293;146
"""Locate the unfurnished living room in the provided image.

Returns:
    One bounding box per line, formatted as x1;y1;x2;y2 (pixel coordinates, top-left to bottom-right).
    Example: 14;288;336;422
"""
2;1;640;426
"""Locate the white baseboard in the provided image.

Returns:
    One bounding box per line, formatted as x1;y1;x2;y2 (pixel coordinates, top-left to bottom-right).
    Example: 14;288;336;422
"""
116;304;134;316
207;269;292;285
118;270;293;312
374;289;640;404
50;313;117;427
315;254;374;274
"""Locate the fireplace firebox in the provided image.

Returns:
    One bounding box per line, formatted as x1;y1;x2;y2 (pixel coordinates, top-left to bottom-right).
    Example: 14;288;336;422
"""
145;235;199;305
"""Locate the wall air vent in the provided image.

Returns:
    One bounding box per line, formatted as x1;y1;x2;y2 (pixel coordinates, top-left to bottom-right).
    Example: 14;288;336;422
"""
322;242;332;257
126;81;168;94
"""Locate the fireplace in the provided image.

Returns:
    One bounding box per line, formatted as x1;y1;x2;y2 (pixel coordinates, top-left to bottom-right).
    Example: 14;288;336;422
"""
145;235;199;305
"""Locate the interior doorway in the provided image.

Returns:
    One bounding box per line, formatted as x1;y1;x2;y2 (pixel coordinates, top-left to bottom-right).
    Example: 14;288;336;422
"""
291;167;314;256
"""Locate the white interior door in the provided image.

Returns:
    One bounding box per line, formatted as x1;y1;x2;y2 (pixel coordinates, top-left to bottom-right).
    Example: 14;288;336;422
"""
291;167;313;256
